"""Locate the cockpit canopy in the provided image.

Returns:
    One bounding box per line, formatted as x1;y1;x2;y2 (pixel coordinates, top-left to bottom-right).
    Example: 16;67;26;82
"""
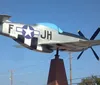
38;23;63;33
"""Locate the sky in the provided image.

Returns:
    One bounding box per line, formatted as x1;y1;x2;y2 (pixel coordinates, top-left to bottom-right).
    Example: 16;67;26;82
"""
0;0;100;85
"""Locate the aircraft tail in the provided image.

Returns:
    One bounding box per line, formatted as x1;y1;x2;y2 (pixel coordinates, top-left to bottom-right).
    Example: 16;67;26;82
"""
0;14;11;34
0;14;11;24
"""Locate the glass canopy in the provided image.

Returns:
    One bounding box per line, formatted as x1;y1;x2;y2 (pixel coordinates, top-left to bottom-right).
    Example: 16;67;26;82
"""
38;23;63;33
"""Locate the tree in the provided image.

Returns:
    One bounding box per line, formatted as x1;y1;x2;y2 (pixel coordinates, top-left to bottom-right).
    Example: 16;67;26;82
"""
94;76;100;85
78;75;100;85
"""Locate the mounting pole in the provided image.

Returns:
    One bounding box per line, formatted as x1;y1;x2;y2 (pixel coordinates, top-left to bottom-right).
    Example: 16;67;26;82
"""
47;48;68;85
69;52;72;85
55;48;59;59
10;70;13;85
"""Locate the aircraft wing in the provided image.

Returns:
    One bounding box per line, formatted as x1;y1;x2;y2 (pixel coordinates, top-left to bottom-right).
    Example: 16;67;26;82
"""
40;40;100;52
58;40;100;51
58;40;100;48
78;40;100;47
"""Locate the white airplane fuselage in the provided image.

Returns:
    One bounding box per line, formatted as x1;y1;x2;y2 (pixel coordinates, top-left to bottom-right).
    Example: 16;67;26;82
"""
0;15;100;60
0;21;93;53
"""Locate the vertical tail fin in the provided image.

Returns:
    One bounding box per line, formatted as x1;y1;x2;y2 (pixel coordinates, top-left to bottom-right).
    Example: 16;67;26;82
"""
0;14;11;24
0;14;11;34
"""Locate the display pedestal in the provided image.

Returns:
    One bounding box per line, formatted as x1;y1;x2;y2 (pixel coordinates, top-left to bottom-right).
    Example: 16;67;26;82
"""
47;55;68;85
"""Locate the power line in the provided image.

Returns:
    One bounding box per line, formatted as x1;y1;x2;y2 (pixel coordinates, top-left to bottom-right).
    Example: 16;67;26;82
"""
68;75;100;81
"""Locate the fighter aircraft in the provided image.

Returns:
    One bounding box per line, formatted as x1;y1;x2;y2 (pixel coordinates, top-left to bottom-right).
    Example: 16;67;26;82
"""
0;15;100;60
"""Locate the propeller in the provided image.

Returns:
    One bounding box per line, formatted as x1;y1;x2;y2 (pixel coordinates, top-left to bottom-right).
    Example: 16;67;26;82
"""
77;28;100;60
77;50;84;60
90;47;99;60
90;28;100;40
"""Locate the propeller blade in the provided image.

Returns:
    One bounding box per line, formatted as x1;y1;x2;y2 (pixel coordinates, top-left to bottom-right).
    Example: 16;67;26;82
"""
91;47;99;60
90;28;100;40
78;30;85;37
77;51;84;60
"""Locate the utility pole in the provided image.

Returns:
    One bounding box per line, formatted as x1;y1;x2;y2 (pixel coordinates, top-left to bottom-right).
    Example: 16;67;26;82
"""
69;52;72;85
10;70;13;85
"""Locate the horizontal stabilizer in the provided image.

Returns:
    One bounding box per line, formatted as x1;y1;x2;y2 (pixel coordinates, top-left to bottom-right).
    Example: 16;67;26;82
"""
0;14;11;23
13;45;24;48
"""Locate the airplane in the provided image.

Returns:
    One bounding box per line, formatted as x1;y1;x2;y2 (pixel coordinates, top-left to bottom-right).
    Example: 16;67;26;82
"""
0;14;100;60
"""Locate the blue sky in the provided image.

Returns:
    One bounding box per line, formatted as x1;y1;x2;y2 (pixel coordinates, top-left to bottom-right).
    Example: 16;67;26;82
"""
0;0;100;85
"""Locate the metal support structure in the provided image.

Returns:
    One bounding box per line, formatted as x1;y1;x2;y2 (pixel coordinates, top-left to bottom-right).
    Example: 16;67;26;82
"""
55;48;59;59
47;49;68;85
10;70;13;85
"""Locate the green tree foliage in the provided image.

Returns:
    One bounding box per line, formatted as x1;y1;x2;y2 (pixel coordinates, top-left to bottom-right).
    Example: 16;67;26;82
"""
78;75;100;85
